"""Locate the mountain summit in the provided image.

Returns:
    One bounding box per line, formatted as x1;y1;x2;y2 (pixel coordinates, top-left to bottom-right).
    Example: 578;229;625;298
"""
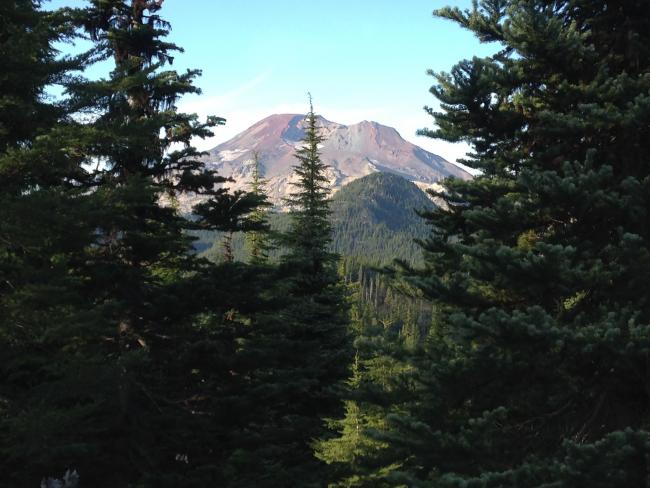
199;113;470;207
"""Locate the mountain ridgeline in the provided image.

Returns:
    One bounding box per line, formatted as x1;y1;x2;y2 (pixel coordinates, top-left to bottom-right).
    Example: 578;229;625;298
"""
176;113;469;212
196;172;433;265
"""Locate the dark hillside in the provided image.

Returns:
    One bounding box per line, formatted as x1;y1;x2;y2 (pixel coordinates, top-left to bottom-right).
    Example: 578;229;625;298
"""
195;172;434;265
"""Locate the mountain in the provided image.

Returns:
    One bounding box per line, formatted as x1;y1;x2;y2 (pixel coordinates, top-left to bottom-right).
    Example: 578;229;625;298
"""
187;113;470;209
329;172;432;263
195;172;433;265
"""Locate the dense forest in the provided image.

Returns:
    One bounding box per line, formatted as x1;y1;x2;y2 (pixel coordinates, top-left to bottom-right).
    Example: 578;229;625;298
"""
195;172;433;266
2;1;650;487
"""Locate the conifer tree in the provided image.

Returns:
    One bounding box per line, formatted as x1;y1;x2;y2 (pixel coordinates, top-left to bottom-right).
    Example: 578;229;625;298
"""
316;267;425;487
222;231;235;262
0;2;101;485
71;1;270;484
2;1;266;485
282;95;337;291
325;1;650;486
222;99;352;487
277;98;352;485
245;151;271;265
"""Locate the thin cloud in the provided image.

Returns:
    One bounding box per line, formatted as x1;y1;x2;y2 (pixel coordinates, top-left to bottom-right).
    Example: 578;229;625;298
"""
180;70;273;116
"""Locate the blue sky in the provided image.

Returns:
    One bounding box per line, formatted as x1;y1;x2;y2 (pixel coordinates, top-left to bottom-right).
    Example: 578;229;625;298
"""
47;0;495;165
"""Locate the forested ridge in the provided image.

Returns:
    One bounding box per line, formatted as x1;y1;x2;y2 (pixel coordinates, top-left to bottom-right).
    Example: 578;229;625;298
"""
2;1;650;487
195;172;433;266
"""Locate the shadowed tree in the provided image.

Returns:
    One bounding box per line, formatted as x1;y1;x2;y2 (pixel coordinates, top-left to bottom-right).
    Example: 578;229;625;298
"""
2;1;268;486
220;98;352;487
0;2;101;485
321;1;650;486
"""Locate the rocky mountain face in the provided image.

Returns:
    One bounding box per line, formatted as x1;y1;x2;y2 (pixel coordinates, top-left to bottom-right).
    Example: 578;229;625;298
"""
186;114;470;209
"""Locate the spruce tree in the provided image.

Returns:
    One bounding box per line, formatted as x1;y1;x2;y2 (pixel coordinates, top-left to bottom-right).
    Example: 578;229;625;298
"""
73;2;271;485
316;266;427;488
0;2;100;485
222;99;352;487
282;96;337;292
279;98;351;485
325;1;650;486
245;151;271;265
2;1;266;485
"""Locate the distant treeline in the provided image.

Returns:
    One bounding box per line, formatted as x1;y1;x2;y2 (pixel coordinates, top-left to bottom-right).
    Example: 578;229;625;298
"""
194;172;433;266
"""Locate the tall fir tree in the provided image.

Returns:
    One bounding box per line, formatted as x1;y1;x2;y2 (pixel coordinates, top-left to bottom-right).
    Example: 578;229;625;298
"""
219;99;352;487
74;1;270;485
2;1;265;486
282;96;337;292
323;1;650;486
245;151;271;265
277;98;352;486
0;2;101;485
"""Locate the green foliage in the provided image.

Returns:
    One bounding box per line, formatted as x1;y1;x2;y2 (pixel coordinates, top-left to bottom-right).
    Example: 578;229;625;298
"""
8;1;650;486
228;99;353;486
329;173;433;266
245;151;272;265
316;258;433;487
281;95;337;292
324;0;650;486
197;172;433;265
0;2;100;485
175;101;354;488
0;0;76;151
1;1;266;486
